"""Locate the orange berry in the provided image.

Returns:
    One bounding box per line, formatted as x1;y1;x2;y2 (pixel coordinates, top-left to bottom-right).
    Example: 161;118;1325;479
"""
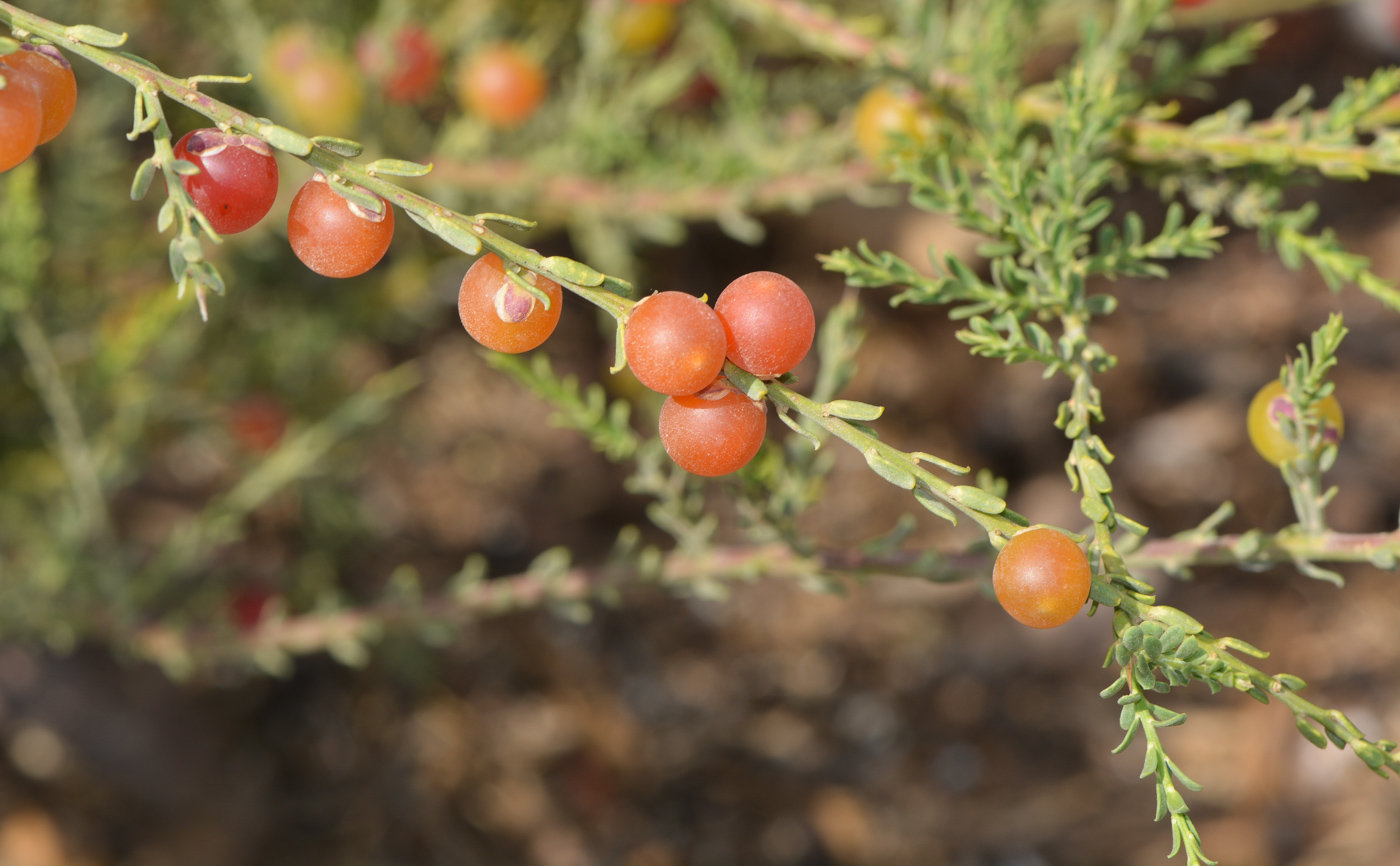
992;527;1092;629
458;253;564;353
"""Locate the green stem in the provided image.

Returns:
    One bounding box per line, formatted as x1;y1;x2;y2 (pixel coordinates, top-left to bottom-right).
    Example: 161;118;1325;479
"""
9;309;111;542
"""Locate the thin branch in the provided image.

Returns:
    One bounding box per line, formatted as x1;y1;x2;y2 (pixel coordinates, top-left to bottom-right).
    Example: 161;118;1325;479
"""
9;309;111;541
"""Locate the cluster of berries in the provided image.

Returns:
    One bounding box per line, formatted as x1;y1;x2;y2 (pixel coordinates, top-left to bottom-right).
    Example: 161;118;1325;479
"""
0;43;77;173
457;262;814;478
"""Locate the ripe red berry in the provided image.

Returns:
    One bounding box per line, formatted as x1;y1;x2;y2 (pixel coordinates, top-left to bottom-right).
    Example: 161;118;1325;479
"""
225;395;290;454
229;584;275;631
356;24;442;104
458;253;564;353
624;292;727;396
1;45;76;145
455;44;547;128
714;271;815;378
287;174;395;278
658;380;767;476
0;69;41;173
173;129;279;235
991;527;1092;629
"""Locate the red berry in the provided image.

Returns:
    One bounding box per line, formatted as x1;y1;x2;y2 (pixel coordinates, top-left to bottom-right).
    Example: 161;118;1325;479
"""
287;174;395;278
658;379;767;476
455;44;547;128
0;68;41;173
458;253;564;353
1;45;76;145
991;527;1092;629
225;395;290;453
356;24;442;104
229;585;275;631
173;129;279;235
624;292;727;396
714;271;815;378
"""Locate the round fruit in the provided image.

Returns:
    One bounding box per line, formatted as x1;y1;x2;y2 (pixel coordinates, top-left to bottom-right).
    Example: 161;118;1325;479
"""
261;26;364;136
455;44;547;128
852;84;931;168
1246;380;1344;466
458;253;564;353
225;395;289;453
992;527;1092;629
287;175;395;278
624;292;727;396
714;271;815;378
173;129;280;235
1;45;76;144
0;67;41;173
614;3;677;53
356;24;442;104
658;380;767;476
229;585;275;631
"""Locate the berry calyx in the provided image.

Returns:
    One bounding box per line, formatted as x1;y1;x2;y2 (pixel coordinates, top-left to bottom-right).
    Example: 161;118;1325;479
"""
1;44;76;145
287;174;395;278
714;271;815;378
992;527;1092;629
1246;380;1344;467
173;129;279;235
458;253;564;353
658;379;767;476
624;291;727;396
456;44;547;128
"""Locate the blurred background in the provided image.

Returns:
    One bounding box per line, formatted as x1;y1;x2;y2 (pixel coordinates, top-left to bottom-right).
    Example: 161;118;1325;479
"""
4;0;1400;864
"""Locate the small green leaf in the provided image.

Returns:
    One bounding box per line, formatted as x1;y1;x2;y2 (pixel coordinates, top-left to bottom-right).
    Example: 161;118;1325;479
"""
476;212;537;231
1081;494;1110;523
157;197;176;232
325;179;383;214
366;158;434;178
64;24;129;47
130;158;156;200
1164;788;1189;815
1216;636;1269;658
169;159;201;177
1122;626;1144;653
311;136;365;157
947;485;1006;514
1080;457;1113;493
1140;745;1160;778
777;410;821;450
0;38;19;56
540;256;606;287
1149;606;1204;635
1295;715;1328;749
864;448;915;489
911;452;970;475
913;487;958;525
823;400;885;421
1275;673;1306;691
257;124;313;156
